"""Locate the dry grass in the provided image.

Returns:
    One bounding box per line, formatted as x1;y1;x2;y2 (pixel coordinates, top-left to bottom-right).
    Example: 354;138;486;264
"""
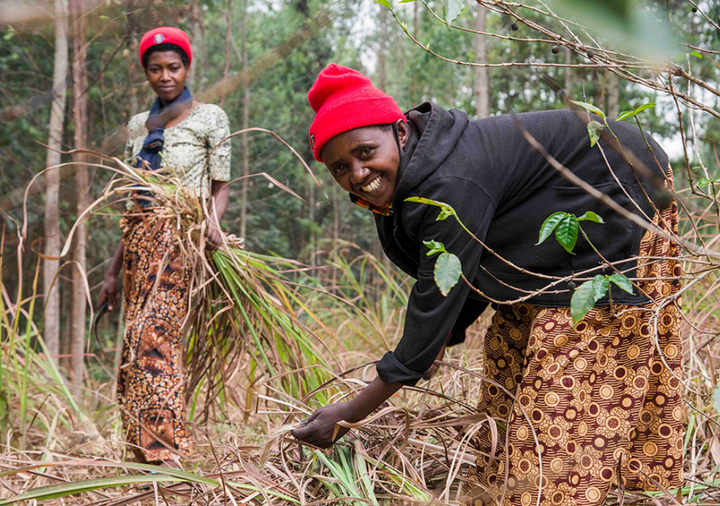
3;143;720;505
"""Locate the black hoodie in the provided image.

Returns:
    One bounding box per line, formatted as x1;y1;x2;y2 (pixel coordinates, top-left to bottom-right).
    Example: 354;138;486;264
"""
374;102;668;386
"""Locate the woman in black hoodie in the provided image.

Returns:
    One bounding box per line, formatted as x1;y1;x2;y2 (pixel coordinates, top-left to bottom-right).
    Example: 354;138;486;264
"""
293;64;683;505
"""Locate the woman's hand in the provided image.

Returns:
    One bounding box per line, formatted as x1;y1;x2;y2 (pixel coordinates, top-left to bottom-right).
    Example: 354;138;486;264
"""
98;275;119;311
291;402;358;449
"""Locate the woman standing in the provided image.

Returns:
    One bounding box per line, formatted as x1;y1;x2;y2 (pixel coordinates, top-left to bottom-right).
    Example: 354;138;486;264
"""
98;27;231;465
293;64;683;505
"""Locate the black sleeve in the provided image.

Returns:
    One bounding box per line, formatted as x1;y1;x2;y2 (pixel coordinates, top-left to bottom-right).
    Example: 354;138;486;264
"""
376;177;496;385
448;297;489;346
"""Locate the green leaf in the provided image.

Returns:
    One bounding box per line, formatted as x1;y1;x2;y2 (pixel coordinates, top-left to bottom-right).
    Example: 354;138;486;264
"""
634;102;656;114
438;207;454;221
373;0;392;8
441;0;465;25
423;240;446;257
570;100;606;121
697;177;720;189
616;110;634;121
609;273;634;294
434;252;462;296
577;211;604;223
404;197;457;221
555;214;579;253
571;280;599;324
689;50;703;59
591;275;610;300
537;212;566;245
587;120;605;147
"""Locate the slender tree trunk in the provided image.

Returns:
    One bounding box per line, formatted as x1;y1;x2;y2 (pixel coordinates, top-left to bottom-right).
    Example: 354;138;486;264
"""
377;4;389;91
239;0;250;241
126;0;140;116
220;0;233;107
188;0;203;89
607;71;620;118
44;0;69;364
409;1;419;102
564;47;572;99
70;0;88;392
473;2;490;118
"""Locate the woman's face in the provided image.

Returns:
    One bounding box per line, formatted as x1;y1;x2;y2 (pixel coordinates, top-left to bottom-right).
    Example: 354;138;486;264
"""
145;51;188;104
321;121;409;208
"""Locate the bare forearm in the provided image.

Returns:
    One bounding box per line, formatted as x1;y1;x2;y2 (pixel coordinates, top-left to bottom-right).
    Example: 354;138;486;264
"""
107;241;124;279
346;376;403;422
209;180;229;222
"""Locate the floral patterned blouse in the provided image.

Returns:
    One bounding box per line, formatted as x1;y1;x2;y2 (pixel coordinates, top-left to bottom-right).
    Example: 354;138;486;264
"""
124;103;231;200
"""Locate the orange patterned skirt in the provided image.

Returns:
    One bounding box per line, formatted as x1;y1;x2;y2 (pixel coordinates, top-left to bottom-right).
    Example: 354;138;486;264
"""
117;211;194;463
467;180;683;505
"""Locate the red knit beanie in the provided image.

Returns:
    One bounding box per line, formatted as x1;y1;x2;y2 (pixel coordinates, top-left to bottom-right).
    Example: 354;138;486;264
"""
308;63;406;162
139;27;193;68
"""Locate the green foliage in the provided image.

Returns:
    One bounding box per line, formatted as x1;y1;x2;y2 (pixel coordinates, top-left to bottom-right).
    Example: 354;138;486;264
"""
617;102;656;121
577;211;604;224
538;212;576;253
538;211;604;254
434;250;462;296
570;273;634;325
571;100;606;121
440;0;465;26
423;240;462;296
608;272;635;294
423;239;446;256
697;177;720;189
587;120;605;147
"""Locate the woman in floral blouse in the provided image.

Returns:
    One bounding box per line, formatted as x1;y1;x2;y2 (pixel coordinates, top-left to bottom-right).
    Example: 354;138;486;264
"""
97;26;231;467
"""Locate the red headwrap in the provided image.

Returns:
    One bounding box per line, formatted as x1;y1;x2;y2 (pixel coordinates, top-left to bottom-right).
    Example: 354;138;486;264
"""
307;63;405;162
139;27;193;68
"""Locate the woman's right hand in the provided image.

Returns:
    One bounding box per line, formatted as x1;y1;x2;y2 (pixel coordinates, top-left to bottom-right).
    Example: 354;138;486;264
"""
292;402;358;449
98;275;119;311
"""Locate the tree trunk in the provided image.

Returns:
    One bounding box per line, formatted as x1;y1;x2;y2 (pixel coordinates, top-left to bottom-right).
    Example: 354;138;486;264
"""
473;2;490;118
70;0;88;392
239;0;250;242
409;1;419;102
44;0;69;364
564;47;572;99
220;0;233;107
188;0;203;89
126;0;140;116
607;71;620;118
377;4;389;91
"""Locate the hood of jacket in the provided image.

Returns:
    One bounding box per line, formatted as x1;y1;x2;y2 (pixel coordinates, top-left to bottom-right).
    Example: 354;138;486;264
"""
393;102;470;206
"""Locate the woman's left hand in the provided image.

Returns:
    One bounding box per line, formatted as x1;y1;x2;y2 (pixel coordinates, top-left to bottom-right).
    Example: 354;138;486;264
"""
292;402;357;449
206;220;224;250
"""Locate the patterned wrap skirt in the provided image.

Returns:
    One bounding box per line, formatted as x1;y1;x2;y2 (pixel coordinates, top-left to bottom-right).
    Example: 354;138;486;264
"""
117;211;194;463
467;175;683;505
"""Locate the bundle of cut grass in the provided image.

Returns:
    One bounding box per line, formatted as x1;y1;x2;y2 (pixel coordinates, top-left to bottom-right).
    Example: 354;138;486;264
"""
30;150;340;421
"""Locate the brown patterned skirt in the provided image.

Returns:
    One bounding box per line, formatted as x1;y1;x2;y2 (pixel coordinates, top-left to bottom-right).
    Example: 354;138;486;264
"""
467;178;683;505
117;211;194;463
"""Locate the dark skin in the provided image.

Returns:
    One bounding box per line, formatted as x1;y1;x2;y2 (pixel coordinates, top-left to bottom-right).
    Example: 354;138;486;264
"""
98;51;228;311
291;121;448;448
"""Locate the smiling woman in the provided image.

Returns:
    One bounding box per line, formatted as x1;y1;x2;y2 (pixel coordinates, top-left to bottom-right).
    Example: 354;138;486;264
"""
97;26;231;468
321;122;407;209
293;64;684;506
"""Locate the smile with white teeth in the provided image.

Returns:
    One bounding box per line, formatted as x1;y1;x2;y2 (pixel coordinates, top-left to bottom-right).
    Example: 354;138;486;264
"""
361;177;382;193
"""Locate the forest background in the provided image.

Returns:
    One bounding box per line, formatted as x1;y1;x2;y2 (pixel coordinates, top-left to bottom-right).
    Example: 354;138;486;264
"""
2;0;720;503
